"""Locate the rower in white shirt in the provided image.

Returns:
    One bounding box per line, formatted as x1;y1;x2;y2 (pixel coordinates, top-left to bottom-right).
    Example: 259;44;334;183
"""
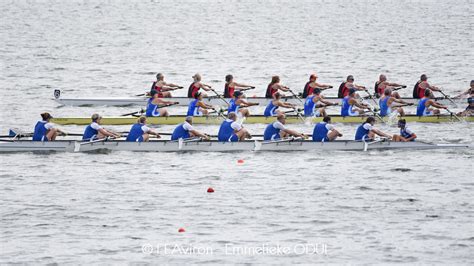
312;116;343;142
217;112;251;142
263;113;306;140
32;112;65;141
82;113;120;141
171;116;210;140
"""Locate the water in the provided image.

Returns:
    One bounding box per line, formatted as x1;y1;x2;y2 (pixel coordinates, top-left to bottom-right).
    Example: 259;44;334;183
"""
1;0;473;264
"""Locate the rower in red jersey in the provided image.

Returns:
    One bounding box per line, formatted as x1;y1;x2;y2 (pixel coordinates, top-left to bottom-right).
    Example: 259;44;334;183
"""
188;73;212;98
413;74;441;99
374;74;405;98
337;75;366;98
150;73;182;97
223;74;254;98
265;75;290;98
302;73;332;98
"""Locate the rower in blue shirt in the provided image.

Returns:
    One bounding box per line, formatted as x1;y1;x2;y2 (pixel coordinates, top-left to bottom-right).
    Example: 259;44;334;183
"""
171;116;210;140
416;89;447;116
187;92;215;116
126;116;161;142
392;119;417;142
379;88;412;117
82;113;120;141
228;91;259;118
341;89;369;117
263;113;306;140
217;112;251;142
303;88;337;117
264;92;296;117
354;117;392;141
146;90;178;117
32;112;65;141
312;116;343;142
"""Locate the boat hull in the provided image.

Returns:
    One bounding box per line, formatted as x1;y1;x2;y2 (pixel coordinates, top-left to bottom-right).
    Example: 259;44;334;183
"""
50;115;473;125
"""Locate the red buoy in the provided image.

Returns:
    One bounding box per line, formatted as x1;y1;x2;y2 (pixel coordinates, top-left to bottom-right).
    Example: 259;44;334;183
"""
237;159;244;164
207;187;215;193
178;228;185;233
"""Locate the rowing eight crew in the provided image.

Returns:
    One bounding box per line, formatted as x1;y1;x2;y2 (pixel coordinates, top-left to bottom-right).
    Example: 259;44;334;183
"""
32;111;417;144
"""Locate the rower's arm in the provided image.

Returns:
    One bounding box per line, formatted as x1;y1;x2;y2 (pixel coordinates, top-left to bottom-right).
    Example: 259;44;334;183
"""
99;128;118;138
453;89;469;98
283;128;303;138
353;100;368;109
428;85;440;92
234;82;253;88
190;129;209;139
279;102;294;108
157;99;175;105
405;133;417;141
315;82;332;89
278;85;290;92
320;98;336;106
372;128;391;139
201;84;212;91
198;102;214;109
431;100;446;109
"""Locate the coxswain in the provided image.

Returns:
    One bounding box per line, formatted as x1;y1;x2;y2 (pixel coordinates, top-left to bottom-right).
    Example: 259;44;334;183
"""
263;113;306;141
264;92;296;117
265;75;290;98
125;116;161;142
145;90;178;117
337;75;366;98
32;112;65;141
416;89;447;116
392;119;417;142
379;88;412;117
374;74;405;98
188;73;212;98
341;89;370;117
82;113;120;141
171;116;210;140
354;116;392;141
457;97;474;116
304;88;337;117
454;80;474;98
228;91;259;118
217;112;252;142
187;92;215;116
223;74;255;98
150;73;182;97
413;74;441;99
312;116;343;142
302;74;333;98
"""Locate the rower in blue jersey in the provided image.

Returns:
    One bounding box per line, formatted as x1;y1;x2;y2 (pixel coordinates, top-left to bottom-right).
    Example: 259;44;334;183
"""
457;97;474;116
312;116;343;142
32;112;65;141
303;88;337;117
416;89;447;116
186;92;215;116
228;91;259;118
264;92;296;117
354;117;392;141
82;113;120;141
125;116;161;142
171;116;210;140
392;119;417;142
378;88;412;117
341;89;369;117
145;90;178;117
263;113;306;140
217;112;251;142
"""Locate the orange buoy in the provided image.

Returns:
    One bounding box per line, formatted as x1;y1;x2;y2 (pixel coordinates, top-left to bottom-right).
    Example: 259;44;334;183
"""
237;159;244;164
207;187;215;193
178;228;185;233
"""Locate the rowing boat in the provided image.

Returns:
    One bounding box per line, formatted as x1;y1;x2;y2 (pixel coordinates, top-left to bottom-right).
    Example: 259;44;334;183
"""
0;139;469;153
50;114;473;125
53;90;460;107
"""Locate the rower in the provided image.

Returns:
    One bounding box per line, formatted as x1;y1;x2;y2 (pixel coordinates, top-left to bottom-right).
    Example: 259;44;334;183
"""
302;74;333;98
392;119;417;142
416;89;447;116
457;97;474;116
454;80;474;98
150;73;182;97
263;113;306;140
304;88;337;117
354;116;392;141
379;88;412;117
188;73;212;98
413;74;441;99
32;112;65;141
265;75;290;98
312;116;343;142
341;89;369;117
217;112;251;142
145;90;178;117
171;116;210;140
187;92;215;116
126;116;161;142
374;74;404;98
228;91;259;118
223;74;254;98
264;92;296;117
82;113;120;141
337;75;366;98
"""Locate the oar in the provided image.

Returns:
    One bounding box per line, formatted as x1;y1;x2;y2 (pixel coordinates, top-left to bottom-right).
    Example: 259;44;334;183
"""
287;88;304;104
74;137;114;152
445;108;463;122
210;88;230;106
438;90;458;106
121;109;145;117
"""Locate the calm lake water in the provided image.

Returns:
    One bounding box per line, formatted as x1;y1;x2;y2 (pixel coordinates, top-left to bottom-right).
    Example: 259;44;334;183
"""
0;0;473;264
